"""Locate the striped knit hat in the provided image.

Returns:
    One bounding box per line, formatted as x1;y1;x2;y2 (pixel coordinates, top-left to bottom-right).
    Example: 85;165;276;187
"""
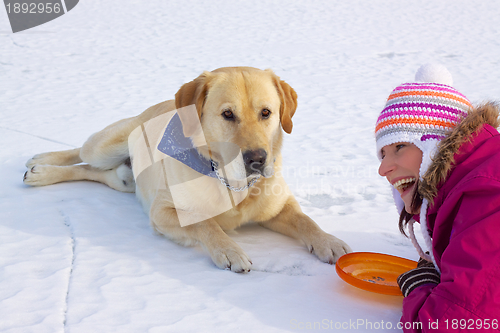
376;64;473;182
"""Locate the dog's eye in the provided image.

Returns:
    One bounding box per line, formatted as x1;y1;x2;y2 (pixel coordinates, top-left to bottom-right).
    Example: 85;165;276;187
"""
222;110;234;120
261;109;271;119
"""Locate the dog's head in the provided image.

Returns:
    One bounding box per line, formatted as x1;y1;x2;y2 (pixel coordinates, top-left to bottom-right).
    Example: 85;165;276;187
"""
174;67;297;179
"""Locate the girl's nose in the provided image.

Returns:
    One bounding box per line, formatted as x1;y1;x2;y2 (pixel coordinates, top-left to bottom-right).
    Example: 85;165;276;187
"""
378;156;395;177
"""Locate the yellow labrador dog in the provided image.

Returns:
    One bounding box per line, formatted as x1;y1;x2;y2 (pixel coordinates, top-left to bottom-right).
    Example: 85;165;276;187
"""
24;67;351;272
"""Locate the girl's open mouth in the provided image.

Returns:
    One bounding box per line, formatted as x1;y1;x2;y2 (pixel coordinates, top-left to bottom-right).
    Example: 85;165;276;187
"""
393;177;416;194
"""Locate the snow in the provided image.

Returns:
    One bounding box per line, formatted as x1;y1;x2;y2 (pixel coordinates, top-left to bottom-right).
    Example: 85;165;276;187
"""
1;0;499;332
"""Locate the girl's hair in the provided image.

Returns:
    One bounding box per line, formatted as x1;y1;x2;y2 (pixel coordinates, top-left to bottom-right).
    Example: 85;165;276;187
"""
398;180;423;237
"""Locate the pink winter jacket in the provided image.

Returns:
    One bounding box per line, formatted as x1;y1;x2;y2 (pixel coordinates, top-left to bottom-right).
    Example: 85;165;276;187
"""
401;104;500;332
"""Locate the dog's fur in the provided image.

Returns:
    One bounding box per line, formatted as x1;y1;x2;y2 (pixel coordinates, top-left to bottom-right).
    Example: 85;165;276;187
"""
24;67;351;272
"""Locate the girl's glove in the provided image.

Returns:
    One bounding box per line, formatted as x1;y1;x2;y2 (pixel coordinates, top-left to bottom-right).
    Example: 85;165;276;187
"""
397;257;440;297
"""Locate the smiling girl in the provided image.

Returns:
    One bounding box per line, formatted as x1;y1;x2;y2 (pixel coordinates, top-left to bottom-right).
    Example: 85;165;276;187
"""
376;64;500;332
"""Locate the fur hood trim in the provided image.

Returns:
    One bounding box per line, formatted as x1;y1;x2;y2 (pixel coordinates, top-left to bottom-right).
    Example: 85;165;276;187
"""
419;102;500;203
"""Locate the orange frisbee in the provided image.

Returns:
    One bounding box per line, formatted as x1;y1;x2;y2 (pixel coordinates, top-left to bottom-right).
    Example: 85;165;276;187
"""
336;252;418;296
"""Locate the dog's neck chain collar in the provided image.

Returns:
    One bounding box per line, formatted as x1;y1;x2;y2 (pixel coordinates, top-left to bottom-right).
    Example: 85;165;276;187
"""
211;160;261;192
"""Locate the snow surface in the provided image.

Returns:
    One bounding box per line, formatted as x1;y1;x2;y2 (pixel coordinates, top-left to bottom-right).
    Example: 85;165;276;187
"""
1;1;500;332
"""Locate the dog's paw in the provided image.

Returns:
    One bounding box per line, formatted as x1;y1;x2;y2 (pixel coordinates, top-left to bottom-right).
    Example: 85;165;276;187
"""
207;240;252;273
26;153;51;168
307;233;352;264
23;165;58;186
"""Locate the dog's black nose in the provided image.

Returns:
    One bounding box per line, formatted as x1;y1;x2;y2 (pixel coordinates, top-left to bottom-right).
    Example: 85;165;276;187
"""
243;149;267;174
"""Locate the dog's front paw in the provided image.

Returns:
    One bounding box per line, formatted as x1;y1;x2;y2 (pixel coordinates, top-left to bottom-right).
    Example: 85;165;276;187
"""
206;239;252;273
307;233;352;264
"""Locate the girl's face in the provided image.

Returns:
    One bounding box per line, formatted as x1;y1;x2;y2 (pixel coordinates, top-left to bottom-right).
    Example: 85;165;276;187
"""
378;142;423;214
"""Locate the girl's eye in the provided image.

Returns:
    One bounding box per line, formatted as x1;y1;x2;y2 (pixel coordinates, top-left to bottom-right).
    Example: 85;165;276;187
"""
396;144;406;151
261;109;271;119
380;149;386;159
222;110;234;120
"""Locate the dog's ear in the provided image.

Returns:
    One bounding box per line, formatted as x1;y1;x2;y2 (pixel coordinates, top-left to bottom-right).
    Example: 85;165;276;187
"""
271;72;297;134
175;71;211;137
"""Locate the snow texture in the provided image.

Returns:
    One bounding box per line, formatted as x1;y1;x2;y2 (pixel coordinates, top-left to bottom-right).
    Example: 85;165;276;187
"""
1;1;500;332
